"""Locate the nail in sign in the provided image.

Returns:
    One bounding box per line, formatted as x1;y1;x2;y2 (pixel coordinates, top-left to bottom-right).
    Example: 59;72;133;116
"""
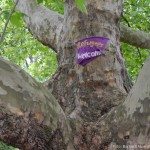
75;37;109;65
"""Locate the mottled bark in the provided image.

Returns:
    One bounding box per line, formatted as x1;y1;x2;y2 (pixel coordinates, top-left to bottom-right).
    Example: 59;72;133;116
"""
120;24;150;49
1;0;150;149
17;0;150;50
71;56;150;149
122;55;150;145
1;55;150;149
17;0;63;52
48;0;130;118
0;106;67;150
0;57;71;149
101;55;150;148
46;0;132;149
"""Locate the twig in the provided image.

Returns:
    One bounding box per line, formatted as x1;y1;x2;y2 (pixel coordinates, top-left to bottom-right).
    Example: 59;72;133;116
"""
136;47;143;68
121;14;131;27
0;0;19;44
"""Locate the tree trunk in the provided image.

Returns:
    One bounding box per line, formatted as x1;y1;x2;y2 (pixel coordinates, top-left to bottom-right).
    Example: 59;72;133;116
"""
47;0;132;117
45;0;132;149
1;0;150;149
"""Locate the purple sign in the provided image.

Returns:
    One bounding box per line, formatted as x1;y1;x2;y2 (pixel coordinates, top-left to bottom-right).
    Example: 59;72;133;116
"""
75;37;109;65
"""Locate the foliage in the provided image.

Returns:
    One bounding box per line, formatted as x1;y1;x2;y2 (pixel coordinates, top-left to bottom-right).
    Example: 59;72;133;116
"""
37;0;64;14
0;141;18;150
121;0;150;82
122;43;149;82
0;0;57;82
123;0;150;31
75;0;87;14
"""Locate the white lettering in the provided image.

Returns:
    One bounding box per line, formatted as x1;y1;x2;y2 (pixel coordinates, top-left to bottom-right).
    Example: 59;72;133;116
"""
78;50;103;60
78;54;83;59
91;52;96;57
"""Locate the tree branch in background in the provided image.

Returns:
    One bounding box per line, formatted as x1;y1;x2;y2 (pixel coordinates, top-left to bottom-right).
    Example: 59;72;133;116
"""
120;24;150;49
0;0;19;44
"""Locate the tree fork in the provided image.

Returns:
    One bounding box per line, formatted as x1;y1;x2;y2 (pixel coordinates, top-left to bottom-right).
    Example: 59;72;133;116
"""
1;0;149;149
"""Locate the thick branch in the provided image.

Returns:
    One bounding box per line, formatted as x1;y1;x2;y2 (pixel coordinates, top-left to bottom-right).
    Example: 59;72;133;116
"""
17;0;64;52
120;24;150;49
0;106;59;149
101;55;150;147
115;55;150;145
0;57;71;149
17;1;150;50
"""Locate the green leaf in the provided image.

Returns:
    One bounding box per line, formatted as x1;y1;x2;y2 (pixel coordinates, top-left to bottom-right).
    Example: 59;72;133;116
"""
37;0;44;4
10;12;23;27
75;0;87;14
1;10;10;20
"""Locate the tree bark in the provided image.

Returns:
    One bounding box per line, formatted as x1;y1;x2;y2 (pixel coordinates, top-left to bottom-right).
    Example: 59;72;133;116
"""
101;55;150;148
45;0;132;149
120;24;150;49
121;55;150;145
16;0;150;50
47;0;131;118
17;0;64;52
1;54;150;149
0;57;71;149
1;0;150;149
18;0;132;149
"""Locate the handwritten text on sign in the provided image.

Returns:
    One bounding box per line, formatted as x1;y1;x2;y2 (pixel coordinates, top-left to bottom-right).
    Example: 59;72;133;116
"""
75;37;109;65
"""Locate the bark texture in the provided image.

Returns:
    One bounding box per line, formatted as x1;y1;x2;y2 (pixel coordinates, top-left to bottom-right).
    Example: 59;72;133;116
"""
0;57;71;149
1;0;150;149
16;0;150;50
47;0;130;119
70;55;150;149
45;0;132;149
103;55;150;148
0;106;67;150
120;24;150;49
1;55;150;149
122;55;150;145
17;0;64;52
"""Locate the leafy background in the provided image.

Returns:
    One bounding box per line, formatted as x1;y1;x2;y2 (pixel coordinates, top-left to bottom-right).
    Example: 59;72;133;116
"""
0;0;150;148
121;0;150;81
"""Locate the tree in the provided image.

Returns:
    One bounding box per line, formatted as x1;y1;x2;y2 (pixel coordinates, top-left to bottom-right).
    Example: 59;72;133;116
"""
0;0;150;149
